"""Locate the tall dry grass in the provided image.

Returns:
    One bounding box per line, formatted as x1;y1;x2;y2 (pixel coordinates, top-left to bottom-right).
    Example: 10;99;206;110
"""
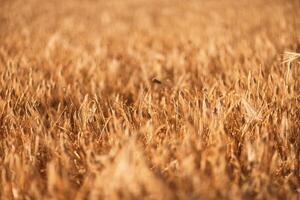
0;0;299;199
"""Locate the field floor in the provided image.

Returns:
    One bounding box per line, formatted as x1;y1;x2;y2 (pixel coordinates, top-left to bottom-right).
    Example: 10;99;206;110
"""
0;0;300;199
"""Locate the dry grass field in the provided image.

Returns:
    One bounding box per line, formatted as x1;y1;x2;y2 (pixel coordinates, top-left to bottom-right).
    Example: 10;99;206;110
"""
0;0;300;199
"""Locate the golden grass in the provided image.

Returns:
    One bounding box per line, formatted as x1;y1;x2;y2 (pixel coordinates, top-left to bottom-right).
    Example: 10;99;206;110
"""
0;0;300;199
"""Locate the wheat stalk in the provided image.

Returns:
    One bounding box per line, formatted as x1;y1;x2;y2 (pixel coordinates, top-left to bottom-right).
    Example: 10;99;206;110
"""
283;51;300;64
